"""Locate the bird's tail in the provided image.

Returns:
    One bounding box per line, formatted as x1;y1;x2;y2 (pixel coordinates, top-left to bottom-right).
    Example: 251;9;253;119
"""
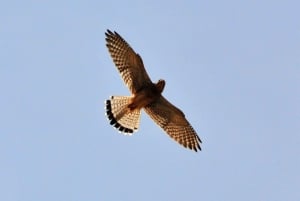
105;96;141;134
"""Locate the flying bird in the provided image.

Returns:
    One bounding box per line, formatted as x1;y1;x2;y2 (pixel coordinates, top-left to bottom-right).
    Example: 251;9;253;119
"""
105;29;202;151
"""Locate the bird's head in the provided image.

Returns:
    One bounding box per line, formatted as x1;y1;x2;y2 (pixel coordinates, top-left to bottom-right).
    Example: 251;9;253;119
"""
155;79;165;93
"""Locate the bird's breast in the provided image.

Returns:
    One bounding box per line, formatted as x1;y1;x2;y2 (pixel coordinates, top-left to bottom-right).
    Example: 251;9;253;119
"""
129;84;161;110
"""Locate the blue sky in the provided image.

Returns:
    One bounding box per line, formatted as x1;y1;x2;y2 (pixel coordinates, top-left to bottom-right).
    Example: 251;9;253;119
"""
1;1;299;201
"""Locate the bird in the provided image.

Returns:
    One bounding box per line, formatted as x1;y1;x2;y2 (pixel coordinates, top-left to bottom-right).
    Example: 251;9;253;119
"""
104;29;202;152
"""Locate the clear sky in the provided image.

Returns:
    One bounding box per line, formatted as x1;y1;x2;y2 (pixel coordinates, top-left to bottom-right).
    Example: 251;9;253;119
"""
1;1;299;201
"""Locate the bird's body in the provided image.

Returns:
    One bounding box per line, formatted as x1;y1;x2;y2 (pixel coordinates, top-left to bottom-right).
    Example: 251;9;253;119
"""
128;80;165;110
105;30;202;151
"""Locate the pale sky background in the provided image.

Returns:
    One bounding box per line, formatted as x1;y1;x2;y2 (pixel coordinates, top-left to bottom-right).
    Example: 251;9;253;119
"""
1;1;299;201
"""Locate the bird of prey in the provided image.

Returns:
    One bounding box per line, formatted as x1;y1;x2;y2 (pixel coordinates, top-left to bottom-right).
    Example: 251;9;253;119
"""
105;29;202;151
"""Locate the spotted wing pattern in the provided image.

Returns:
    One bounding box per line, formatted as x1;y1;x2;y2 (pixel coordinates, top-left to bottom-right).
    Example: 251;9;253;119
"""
105;29;202;152
105;30;152;94
144;96;202;151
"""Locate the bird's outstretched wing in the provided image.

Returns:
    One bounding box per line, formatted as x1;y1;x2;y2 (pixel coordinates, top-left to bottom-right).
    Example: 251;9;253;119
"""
144;96;202;152
105;30;152;94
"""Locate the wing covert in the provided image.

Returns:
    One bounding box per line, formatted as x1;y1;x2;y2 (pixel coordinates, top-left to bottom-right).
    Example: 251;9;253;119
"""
105;30;152;94
144;96;202;151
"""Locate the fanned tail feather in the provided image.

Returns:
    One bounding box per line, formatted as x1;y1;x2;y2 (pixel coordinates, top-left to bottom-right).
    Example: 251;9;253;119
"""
105;96;141;134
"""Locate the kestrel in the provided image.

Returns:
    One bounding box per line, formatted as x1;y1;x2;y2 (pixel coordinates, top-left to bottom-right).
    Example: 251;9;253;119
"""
105;29;202;151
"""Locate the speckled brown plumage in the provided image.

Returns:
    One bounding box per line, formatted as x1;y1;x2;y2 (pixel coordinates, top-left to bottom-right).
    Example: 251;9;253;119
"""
105;29;202;152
